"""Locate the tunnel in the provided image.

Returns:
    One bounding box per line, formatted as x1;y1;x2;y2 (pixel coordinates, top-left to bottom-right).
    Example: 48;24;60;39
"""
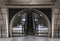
9;9;51;37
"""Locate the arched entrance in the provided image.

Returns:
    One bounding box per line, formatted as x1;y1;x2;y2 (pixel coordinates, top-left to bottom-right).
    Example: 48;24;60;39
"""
10;9;50;37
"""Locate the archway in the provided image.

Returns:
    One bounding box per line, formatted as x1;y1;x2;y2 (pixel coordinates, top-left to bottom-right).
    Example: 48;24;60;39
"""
10;9;51;37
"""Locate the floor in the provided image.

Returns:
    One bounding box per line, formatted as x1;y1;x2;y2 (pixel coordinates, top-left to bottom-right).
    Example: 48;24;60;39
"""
0;36;60;41
12;36;48;41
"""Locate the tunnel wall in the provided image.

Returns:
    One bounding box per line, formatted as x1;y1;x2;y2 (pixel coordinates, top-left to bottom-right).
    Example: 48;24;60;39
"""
9;8;51;23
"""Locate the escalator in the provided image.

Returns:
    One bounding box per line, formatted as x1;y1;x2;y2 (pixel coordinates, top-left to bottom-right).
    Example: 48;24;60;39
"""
10;9;50;37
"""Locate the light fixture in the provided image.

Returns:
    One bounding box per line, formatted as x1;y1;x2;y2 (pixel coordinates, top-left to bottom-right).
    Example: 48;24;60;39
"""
35;19;38;21
22;19;25;21
40;14;43;16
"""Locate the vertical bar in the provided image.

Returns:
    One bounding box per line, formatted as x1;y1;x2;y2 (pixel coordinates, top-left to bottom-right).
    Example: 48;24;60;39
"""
24;9;28;35
52;8;55;38
32;12;35;35
6;8;9;37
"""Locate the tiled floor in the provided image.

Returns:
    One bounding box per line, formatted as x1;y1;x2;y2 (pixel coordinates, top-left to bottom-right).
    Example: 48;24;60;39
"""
49;38;60;41
0;36;60;41
0;38;12;41
12;36;48;41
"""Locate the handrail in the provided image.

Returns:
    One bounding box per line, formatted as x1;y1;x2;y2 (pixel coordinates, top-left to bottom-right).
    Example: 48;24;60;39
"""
24;11;28;35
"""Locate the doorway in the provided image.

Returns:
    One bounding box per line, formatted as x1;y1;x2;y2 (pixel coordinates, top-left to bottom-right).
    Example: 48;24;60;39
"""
10;9;50;37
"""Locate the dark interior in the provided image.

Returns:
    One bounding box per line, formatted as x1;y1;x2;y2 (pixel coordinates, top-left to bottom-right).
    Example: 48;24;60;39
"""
25;10;34;35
